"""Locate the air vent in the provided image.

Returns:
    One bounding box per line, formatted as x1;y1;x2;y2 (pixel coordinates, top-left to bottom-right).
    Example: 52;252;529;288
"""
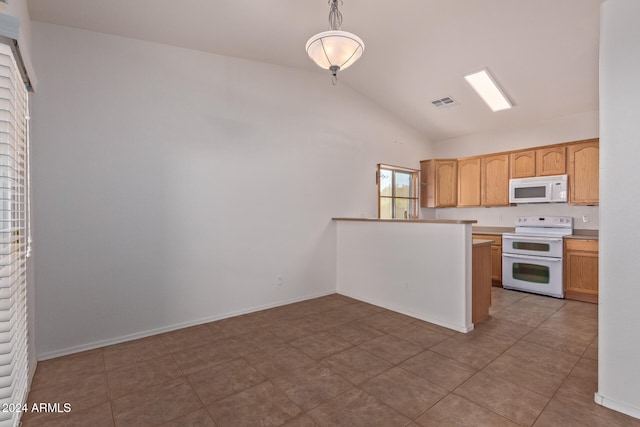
431;97;459;109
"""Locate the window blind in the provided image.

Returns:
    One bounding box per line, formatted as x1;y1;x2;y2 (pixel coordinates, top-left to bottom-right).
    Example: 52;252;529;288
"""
0;43;29;427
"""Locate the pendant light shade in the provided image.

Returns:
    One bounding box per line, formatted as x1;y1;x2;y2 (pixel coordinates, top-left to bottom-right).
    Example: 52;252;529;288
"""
306;0;364;83
306;30;364;72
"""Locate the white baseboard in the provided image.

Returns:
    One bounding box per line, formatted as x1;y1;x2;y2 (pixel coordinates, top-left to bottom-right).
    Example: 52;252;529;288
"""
336;290;472;333
595;392;640;420
36;290;336;361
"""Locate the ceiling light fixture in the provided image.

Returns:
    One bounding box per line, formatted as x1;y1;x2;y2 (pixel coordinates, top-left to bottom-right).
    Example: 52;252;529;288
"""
306;0;364;85
464;69;513;112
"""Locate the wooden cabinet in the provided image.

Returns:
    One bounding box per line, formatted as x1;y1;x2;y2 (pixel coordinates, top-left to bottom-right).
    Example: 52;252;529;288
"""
420;137;597;208
564;238;598;303
481;154;510;206
510;146;566;178
472;242;492;324
457;157;481;207
420;159;457;208
568;140;599;205
473;234;502;284
537;146;566;176
510;150;536;178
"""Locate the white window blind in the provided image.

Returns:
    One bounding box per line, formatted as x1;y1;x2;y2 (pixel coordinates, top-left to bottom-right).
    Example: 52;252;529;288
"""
0;43;29;427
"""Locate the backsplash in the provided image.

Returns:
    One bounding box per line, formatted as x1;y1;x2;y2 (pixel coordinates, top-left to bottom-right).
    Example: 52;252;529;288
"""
422;204;599;230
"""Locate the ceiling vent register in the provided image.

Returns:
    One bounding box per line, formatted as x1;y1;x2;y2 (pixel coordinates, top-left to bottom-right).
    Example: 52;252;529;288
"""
431;97;459;109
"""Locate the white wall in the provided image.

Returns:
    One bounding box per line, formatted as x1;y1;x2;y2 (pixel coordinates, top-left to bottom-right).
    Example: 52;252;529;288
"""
30;22;432;359
433;110;599;158
336;220;473;332
597;0;640;419
426;110;600;229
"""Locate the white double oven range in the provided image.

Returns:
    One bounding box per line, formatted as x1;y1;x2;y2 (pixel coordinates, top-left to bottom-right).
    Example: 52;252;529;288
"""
502;216;574;298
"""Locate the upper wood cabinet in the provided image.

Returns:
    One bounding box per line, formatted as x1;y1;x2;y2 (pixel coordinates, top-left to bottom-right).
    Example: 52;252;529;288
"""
537;146;566;176
457;157;481;207
481;154;510;206
420;159;457;208
568;140;599;205
420;137;598;208
510;146;566;178
510;150;536;178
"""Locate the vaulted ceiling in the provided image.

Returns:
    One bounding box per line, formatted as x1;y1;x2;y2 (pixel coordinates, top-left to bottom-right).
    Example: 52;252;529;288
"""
26;0;602;142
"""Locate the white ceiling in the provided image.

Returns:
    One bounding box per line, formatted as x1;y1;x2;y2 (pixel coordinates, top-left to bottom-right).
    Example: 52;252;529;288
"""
26;0;602;142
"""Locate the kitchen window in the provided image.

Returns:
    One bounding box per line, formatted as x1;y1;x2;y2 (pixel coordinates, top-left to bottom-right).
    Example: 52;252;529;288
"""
377;164;419;219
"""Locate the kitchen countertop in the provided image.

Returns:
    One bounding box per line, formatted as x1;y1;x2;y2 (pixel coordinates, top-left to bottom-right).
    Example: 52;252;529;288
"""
335;220;598;238
333;218;477;224
472;239;494;247
472;226;513;235
565;230;599;240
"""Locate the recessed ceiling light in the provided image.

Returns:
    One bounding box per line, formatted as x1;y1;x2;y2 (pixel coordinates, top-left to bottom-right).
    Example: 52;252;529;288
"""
464;69;513;112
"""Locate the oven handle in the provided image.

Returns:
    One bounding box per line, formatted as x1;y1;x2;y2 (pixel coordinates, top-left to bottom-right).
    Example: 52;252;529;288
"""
503;253;562;262
503;236;564;242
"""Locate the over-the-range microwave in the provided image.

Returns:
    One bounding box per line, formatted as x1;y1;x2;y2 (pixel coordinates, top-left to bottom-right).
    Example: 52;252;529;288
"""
509;174;568;203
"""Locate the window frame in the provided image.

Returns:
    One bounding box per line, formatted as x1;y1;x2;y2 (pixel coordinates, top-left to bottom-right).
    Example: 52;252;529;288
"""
377;164;420;219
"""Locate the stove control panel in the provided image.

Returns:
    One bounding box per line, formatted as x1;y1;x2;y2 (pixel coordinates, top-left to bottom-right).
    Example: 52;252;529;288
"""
515;216;574;228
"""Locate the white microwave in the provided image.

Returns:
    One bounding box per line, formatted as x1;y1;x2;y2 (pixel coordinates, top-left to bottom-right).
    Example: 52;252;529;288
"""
509;175;568;204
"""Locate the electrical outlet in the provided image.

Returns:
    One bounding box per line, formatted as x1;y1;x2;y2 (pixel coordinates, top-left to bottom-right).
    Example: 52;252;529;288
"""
582;214;590;223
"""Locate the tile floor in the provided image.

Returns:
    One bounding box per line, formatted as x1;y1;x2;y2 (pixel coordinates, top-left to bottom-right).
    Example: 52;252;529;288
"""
21;288;640;426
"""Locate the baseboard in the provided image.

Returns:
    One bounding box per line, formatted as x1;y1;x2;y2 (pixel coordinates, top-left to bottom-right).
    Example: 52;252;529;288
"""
595;392;640;420
336;290;472;333
36;290;336;361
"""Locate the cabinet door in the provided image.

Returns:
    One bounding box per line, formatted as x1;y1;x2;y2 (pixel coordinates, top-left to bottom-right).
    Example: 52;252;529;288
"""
569;140;599;205
564;239;598;303
420;159;457;208
473;234;503;284
435;160;457;207
481;154;510;206
490;245;502;282
510;150;536;178
457;157;481;207
536;146;566;176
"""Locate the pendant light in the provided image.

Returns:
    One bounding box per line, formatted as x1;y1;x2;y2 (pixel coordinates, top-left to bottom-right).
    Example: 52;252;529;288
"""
306;0;364;84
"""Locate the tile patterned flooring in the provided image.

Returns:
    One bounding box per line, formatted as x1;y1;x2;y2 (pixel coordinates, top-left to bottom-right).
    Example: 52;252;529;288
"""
21;288;640;426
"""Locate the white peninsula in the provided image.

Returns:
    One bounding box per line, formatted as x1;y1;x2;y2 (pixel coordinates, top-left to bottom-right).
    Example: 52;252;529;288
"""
333;218;490;333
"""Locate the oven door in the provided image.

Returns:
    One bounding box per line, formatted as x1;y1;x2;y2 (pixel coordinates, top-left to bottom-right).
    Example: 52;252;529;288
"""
502;234;564;258
502;253;564;298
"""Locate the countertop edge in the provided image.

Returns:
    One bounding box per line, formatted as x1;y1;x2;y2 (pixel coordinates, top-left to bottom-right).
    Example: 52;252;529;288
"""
332;218;478;224
472;239;494;247
472;227;513;235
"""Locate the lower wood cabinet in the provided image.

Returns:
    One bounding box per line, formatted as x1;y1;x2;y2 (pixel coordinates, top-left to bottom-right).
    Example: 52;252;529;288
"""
472;242;492;324
473;234;502;285
564;238;598;303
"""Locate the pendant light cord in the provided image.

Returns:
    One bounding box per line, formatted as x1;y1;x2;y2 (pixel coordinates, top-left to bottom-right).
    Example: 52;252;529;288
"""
328;0;343;30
